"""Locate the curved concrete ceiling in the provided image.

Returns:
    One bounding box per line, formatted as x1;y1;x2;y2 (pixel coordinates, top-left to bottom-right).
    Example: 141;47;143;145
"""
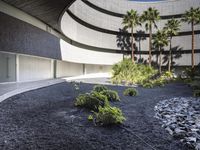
2;0;76;31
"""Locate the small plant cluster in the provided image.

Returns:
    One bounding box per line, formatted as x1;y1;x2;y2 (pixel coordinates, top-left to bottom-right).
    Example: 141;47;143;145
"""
189;80;200;97
123;88;138;96
75;85;125;126
142;71;175;88
111;59;157;85
180;67;200;97
111;59;177;89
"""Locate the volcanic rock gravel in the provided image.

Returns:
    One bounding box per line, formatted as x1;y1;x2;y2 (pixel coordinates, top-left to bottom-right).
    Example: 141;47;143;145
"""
0;82;193;150
155;97;200;149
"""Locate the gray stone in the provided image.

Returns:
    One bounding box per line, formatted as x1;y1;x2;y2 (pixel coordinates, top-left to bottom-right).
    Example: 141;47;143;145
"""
186;137;197;143
165;127;173;135
196;143;200;150
154;97;200;148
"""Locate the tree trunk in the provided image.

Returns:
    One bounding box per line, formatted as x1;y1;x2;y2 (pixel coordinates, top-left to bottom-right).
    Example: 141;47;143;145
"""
168;37;172;72
191;22;195;70
159;47;162;74
131;27;134;63
149;26;152;67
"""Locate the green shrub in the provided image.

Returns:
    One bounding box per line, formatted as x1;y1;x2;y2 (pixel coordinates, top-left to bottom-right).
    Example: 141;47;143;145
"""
123;88;138;96
100;90;120;101
162;71;173;78
88;115;93;121
111;59;157;85
193;90;200;97
190;81;200;90
153;78;165;87
143;82;154;88
93;85;108;92
75;92;109;111
94;106;126;125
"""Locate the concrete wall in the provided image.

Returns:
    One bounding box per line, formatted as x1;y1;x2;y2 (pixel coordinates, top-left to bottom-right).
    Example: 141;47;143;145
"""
18;55;53;82
59;39;123;65
70;0;200;33
0;52;16;82
88;0;200;15
85;64;112;74
56;60;83;78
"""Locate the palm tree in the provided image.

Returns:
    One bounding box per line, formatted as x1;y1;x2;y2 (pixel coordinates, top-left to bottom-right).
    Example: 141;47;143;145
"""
123;10;141;63
182;7;200;70
141;7;160;67
153;30;168;74
163;18;181;72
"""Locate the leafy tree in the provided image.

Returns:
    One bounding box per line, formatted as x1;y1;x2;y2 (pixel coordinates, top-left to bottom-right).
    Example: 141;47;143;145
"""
182;7;200;70
153;30;168;74
164;18;181;72
141;7;160;66
123;10;141;63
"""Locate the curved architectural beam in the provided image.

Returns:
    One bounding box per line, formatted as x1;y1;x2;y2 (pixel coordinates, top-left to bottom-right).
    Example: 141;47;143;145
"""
82;0;183;19
2;0;76;32
67;10;200;37
88;0;200;15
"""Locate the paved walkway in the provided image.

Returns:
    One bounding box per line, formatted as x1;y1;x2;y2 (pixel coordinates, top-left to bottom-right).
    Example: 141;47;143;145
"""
0;79;65;103
0;73;112;103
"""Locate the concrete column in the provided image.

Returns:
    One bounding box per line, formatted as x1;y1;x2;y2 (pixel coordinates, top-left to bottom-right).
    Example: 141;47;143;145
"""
53;60;57;79
16;54;19;82
83;64;86;75
50;59;55;79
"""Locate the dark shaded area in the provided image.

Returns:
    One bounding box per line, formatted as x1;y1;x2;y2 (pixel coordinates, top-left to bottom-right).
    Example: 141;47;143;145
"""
0;12;62;60
0;82;192;150
116;28;131;59
2;0;75;31
135;30;147;62
163;46;183;67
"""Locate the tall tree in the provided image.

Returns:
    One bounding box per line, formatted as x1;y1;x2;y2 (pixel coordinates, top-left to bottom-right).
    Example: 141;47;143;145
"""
123;9;141;63
182;7;200;70
141;7;160;67
153;30;168;74
164;18;181;72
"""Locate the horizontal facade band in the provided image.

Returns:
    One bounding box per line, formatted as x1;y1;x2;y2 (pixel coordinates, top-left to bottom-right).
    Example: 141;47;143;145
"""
67;10;200;37
82;0;183;19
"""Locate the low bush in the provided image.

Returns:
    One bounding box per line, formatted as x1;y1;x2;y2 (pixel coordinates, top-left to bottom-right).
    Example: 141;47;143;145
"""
111;59;157;85
94;106;126;125
100;90;120;101
88;115;93;121
152;78;165;87
142;82;154;88
190;81;200;90
75;92;109;111
193;90;200;97
123;88;138;96
93;85;108;92
162;71;173;78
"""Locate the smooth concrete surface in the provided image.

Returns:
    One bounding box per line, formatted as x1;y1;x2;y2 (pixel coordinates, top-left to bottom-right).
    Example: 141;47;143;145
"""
59;39;123;65
0;73;112;103
89;0;200;15
70;0;200;33
18;55;54;82
0;52;16;82
0;79;65;103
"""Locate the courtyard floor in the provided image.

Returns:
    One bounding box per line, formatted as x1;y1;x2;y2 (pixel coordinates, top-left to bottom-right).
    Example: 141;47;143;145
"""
0;82;192;150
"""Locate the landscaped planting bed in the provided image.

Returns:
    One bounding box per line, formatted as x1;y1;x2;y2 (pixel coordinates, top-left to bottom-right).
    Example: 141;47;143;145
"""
0;82;192;150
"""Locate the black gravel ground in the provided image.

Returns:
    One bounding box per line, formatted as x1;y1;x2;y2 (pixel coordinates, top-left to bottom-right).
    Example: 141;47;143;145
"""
0;82;193;150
